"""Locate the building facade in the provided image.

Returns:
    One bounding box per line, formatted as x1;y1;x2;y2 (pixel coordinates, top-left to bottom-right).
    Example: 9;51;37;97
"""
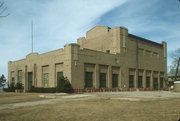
8;26;167;92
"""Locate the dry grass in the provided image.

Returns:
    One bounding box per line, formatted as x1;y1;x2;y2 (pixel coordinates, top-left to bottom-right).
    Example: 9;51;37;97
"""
0;92;180;121
0;92;45;104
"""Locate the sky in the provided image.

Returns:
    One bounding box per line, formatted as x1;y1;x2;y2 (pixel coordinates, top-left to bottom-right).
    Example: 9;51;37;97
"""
0;0;180;78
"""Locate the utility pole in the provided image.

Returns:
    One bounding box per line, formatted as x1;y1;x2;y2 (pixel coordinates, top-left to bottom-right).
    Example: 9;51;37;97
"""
31;20;34;53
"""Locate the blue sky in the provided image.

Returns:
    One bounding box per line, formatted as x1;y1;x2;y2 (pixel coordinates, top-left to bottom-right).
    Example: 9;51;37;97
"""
0;0;180;78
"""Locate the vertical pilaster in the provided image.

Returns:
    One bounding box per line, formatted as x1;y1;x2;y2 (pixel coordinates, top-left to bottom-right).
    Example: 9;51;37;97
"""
158;71;160;90
51;64;55;87
119;68;121;88
54;64;56;88
24;65;27;92
32;64;36;86
134;69;138;88
143;70;146;89
150;71;153;90
107;66;112;88
95;64;99;89
8;62;11;86
15;68;18;84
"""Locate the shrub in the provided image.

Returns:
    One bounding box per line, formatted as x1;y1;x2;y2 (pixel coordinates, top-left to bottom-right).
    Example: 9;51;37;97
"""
30;87;56;93
15;82;24;90
4;82;15;92
56;76;73;93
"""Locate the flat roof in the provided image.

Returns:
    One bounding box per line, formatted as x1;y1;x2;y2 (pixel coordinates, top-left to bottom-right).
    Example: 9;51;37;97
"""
129;34;163;47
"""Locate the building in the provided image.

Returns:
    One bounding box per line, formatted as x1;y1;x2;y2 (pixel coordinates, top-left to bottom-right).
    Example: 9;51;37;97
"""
8;26;167;92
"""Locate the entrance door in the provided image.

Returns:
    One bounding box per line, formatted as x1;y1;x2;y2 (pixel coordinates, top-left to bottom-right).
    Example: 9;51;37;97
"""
28;72;33;91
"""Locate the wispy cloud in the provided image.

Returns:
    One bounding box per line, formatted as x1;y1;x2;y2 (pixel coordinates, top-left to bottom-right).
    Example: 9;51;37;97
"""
96;0;180;66
0;0;127;76
0;0;179;77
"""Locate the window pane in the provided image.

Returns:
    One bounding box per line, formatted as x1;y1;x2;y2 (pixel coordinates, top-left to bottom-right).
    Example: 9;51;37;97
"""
153;78;158;90
85;72;93;88
18;70;23;83
138;76;143;88
146;77;150;88
112;74;118;88
129;75;134;88
99;73;106;88
43;73;49;88
57;72;63;81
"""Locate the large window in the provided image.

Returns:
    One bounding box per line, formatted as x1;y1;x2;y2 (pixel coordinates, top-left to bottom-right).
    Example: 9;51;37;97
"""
43;73;49;88
129;75;134;88
85;72;93;88
153;78;158;90
11;71;15;84
99;73;106;88
18;70;23;83
146;77;150;88
160;77;163;88
57;72;63;81
138;76;143;88
112;74;118;88
28;72;33;91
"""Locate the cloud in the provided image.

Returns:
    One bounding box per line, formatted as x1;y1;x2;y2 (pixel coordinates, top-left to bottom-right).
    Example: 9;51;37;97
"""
0;0;127;76
96;0;180;68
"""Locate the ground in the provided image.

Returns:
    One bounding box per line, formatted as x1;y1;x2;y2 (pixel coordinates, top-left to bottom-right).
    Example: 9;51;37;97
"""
0;91;180;121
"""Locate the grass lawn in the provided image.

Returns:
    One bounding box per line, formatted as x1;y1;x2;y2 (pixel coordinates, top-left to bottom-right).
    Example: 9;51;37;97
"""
0;92;45;104
0;92;179;121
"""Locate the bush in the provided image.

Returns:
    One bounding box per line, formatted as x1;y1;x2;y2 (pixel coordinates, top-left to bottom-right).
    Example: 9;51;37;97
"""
56;76;73;93
15;82;24;90
4;82;15;92
30;87;56;93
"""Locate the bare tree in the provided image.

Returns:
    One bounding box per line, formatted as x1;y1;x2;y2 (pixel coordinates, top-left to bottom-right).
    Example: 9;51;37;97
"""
0;1;9;18
169;48;180;81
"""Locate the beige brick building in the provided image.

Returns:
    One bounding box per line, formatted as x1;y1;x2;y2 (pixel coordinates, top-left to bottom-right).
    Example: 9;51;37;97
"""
8;26;167;92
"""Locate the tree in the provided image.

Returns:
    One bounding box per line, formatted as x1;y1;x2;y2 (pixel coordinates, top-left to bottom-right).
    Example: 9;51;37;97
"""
0;1;9;18
0;74;6;88
169;48;180;81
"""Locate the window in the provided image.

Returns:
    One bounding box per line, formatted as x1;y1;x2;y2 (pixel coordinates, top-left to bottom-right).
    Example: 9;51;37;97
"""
146;50;151;56
138;76;143;88
18;70;23;83
138;48;144;55
153;52;158;57
85;72;93;88
57;72;63;81
146;77;150;88
99;73;106;88
28;72;33;91
11;77;15;84
129;75;134;88
153;78;158;90
43;73;49;88
160;77;163;88
11;71;15;84
112;74;118;88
